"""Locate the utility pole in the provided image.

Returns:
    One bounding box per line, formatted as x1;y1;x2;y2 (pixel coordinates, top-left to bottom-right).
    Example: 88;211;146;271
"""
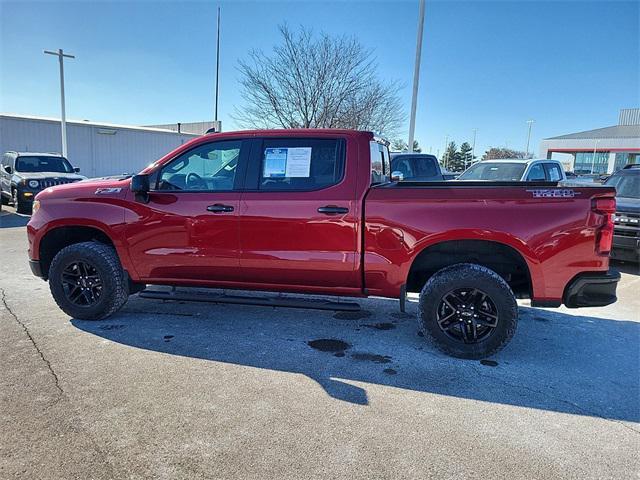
471;128;477;166
408;0;425;153
443;134;449;169
525;119;535;157
590;139;600;174
213;6;222;132
44;48;75;158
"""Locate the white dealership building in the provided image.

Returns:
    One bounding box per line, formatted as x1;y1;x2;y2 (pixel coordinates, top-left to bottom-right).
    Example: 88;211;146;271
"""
539;108;640;175
0;113;202;178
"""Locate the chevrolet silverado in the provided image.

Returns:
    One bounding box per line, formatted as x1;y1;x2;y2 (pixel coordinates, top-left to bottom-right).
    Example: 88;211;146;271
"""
27;129;620;358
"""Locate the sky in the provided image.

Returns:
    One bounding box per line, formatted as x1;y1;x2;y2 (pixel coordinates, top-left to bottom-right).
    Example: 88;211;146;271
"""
1;0;638;157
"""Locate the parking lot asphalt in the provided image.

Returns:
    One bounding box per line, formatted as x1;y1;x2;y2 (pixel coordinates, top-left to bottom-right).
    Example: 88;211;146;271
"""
1;206;639;480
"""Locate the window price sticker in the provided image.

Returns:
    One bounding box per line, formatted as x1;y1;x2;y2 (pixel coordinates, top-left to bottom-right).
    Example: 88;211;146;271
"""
263;147;312;178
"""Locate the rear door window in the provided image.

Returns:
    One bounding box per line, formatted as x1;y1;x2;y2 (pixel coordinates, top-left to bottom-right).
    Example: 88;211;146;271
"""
544;163;563;181
370;141;390;184
258;138;345;191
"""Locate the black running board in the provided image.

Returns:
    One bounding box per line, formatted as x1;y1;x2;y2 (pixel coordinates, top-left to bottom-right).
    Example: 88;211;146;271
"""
139;289;362;312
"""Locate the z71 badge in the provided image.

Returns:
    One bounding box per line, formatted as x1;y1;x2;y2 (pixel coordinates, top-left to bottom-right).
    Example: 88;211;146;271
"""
95;187;122;194
526;189;581;198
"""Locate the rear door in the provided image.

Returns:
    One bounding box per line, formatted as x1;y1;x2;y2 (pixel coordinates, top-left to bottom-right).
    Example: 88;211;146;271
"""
124;139;249;282
238;136;361;292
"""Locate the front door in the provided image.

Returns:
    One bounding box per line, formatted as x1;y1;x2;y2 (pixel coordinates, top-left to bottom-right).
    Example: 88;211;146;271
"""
238;136;361;292
124;139;248;283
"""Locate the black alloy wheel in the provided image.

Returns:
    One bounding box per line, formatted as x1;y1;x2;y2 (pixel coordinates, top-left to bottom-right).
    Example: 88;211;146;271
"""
418;263;518;359
436;288;498;344
61;260;104;306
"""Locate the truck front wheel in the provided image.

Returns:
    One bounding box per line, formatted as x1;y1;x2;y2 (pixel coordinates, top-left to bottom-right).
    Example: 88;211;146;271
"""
418;263;518;359
49;241;129;320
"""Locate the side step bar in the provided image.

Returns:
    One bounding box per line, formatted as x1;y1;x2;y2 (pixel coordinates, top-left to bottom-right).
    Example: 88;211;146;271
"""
139;289;362;312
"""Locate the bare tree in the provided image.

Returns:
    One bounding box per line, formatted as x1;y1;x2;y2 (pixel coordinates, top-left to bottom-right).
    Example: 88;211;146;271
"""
482;147;532;160
235;25;404;138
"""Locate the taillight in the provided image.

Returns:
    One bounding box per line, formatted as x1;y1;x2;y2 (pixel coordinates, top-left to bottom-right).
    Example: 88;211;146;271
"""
592;197;616;255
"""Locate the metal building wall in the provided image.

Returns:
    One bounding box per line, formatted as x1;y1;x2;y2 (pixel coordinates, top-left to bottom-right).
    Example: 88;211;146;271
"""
0;114;199;177
618;108;640;126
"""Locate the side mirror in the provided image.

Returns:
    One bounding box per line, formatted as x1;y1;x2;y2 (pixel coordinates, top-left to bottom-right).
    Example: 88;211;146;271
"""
391;171;404;182
74;167;81;173
131;174;150;203
4;165;12;174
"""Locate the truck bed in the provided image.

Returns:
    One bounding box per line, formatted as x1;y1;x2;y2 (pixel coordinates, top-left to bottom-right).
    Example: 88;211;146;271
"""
363;181;615;303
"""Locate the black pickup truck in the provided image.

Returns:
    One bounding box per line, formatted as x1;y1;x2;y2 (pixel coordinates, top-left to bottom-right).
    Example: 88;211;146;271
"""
604;164;640;262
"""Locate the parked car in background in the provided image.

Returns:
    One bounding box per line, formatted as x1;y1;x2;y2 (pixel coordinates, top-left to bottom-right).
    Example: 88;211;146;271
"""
604;164;640;263
457;159;566;182
1;152;85;214
390;153;449;181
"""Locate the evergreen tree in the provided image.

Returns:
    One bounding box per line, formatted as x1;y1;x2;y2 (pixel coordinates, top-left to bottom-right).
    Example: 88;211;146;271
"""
391;139;407;152
459;142;474;170
391;139;422;153
442;141;464;171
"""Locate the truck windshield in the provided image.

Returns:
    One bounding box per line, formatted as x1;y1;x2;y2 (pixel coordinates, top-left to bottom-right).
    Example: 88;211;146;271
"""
458;162;526;181
605;174;640;198
16;156;74;173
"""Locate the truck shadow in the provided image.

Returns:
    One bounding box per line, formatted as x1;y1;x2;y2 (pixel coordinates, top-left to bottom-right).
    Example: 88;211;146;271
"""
0;210;30;228
72;296;639;422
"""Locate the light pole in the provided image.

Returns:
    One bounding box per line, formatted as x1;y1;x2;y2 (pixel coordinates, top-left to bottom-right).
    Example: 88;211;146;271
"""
213;6;222;132
44;49;75;158
471;128;477;166
525;119;535;157
443;134;449;169
408;0;425;153
590;139;600;174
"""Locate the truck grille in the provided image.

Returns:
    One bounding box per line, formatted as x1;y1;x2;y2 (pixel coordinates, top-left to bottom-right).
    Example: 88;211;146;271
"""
613;211;639;237
39;179;77;188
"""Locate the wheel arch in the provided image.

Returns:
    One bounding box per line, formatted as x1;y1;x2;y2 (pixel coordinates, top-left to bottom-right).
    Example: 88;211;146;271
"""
37;223;126;280
405;237;538;299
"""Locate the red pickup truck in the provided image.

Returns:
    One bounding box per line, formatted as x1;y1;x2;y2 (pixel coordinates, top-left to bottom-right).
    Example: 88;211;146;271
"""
27;129;620;358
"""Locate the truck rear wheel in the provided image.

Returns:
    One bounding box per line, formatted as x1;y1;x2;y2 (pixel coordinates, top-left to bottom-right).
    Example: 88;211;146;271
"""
49;241;129;320
418;263;518;359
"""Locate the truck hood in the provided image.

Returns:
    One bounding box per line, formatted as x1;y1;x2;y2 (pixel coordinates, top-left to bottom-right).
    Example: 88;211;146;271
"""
35;175;131;201
616;197;640;214
17;172;86;181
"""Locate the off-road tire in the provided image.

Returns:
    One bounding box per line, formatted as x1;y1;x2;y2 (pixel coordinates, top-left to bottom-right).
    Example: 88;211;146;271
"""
418;263;518;359
49;241;129;320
